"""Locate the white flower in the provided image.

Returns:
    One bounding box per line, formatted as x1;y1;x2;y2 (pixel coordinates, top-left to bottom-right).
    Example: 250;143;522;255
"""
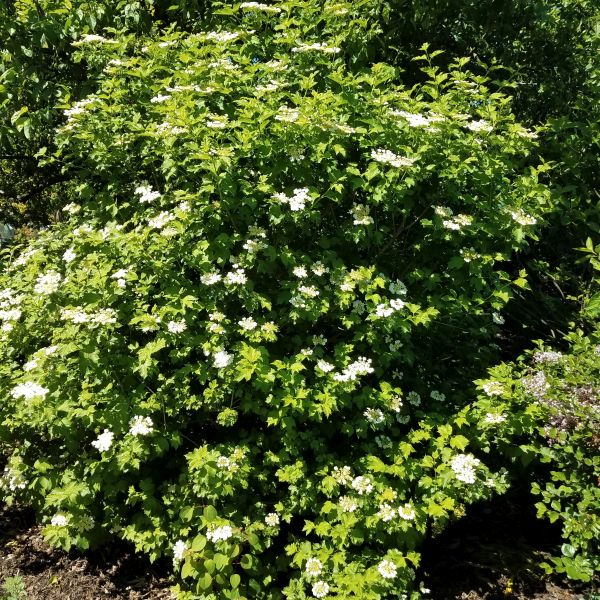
492;312;505;325
51;514;69;527
350;203;374;226
377;503;396;522
377;559;397;579
206;117;228;129
63;202;81;214
311;262;328;276
375;303;394;317
532;351;563;364
450;454;481;484
11;382;49;400
371;148;415;168
339;495;358;512
240;2;282;14
274;106;299;123
225;267;247;285
173;539;187;563
293;266;308;278
216;456;232;470
351;476;373;495
91;429;114;453
511;209;537;226
333;357;374;382
34;271;62;295
352;300;366;314
62;248;76;263
238;317;257;331
129;415;154;436
482;381;504;396
398;503;416;520
207;525;233;542
407;391;421;406
466;119;492;133
430;390;445;402
135;184;161;203
150;94;171;103
311;581;330;598
205;31;239;43
316;360;335;373
167;320;187;334
274;187;310;210
364;408;385;426
292;42;341;54
483;413;506;424
201;271;222;285
305;557;323;577
264;512;280;526
332;465;352;485
214;351;233;368
148;211;175;229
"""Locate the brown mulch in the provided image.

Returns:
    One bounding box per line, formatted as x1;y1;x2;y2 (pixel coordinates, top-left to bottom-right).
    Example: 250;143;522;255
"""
0;506;172;599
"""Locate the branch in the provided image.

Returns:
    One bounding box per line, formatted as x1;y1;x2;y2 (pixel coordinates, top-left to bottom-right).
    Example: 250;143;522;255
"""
15;174;69;203
0;154;36;161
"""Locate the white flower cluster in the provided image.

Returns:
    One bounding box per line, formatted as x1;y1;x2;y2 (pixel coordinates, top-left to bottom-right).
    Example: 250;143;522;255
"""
371;149;415;168
73;34;118;45
91;429;114;453
111;268;130;288
389;279;407;295
373;299;405;318
14;247;39;267
240;2;283;14
205;31;239;43
206;115;228;129
207;525;233;542
273;187;310;211
292;42;340;54
1;467;27;491
305;557;323;576
351;475;373;495
0;288;23;330
148;211;175;229
129;415;154;436
482;381;504;396
532;350;563;364
311;581;330;598
511;209;537;226
430;390;445;402
450;453;481;484
63;202;81;215
201;271;222;285
213;350;233;368
390;109;445;129
331;465;353;485
364;408;385;427
377;559;397;579
332;357;374;382
466;119;493;133
34;270;62;295
350;203;374;226
51;514;69;527
167;319;187;334
63;97;95;123
11;381;49;400
398;503;416;520
264;512;280;526
173;539;187;563
156;121;186;136
377;503;396;522
225;265;247;285
483;413;507;424
62;248;76;263
339;495;358;512
60;306;117;326
316;360;335;373
135;184;161;203
238;317;257;331
442;214;473;231
274;106;299;122
150;93;171;104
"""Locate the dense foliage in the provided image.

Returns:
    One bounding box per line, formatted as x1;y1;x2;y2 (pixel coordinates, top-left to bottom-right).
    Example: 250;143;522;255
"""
0;0;598;598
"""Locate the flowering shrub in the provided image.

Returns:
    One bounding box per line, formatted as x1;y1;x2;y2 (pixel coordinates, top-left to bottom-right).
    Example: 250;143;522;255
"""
471;330;600;582
0;0;557;597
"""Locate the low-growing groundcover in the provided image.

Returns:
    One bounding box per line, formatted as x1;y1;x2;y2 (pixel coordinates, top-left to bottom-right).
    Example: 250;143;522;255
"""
0;0;596;598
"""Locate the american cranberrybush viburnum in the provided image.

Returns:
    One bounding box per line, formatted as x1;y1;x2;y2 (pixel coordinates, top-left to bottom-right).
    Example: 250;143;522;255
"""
0;0;557;597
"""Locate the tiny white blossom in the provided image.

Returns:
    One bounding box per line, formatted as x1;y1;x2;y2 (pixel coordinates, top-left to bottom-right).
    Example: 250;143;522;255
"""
371;148;415;168
305;558;323;577
450;454;481;484
34;271;62;295
214;351;233;368
311;581;330;598
201;271;222;285
483;413;507;424
62;248;76;263
173;539;187;563
350;203;374;226
264;512;280;526
377;559;397;579
316;360;335;373
167;320;187;334
134;184;161;203
238;317;257;331
207;525;233;542
339;495;358;512
129;415;154;436
91;429;114;453
11;382;49;400
51;514;69;527
482;381;504;396
398;503;416;520
293;266;308;278
351;475;373;495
